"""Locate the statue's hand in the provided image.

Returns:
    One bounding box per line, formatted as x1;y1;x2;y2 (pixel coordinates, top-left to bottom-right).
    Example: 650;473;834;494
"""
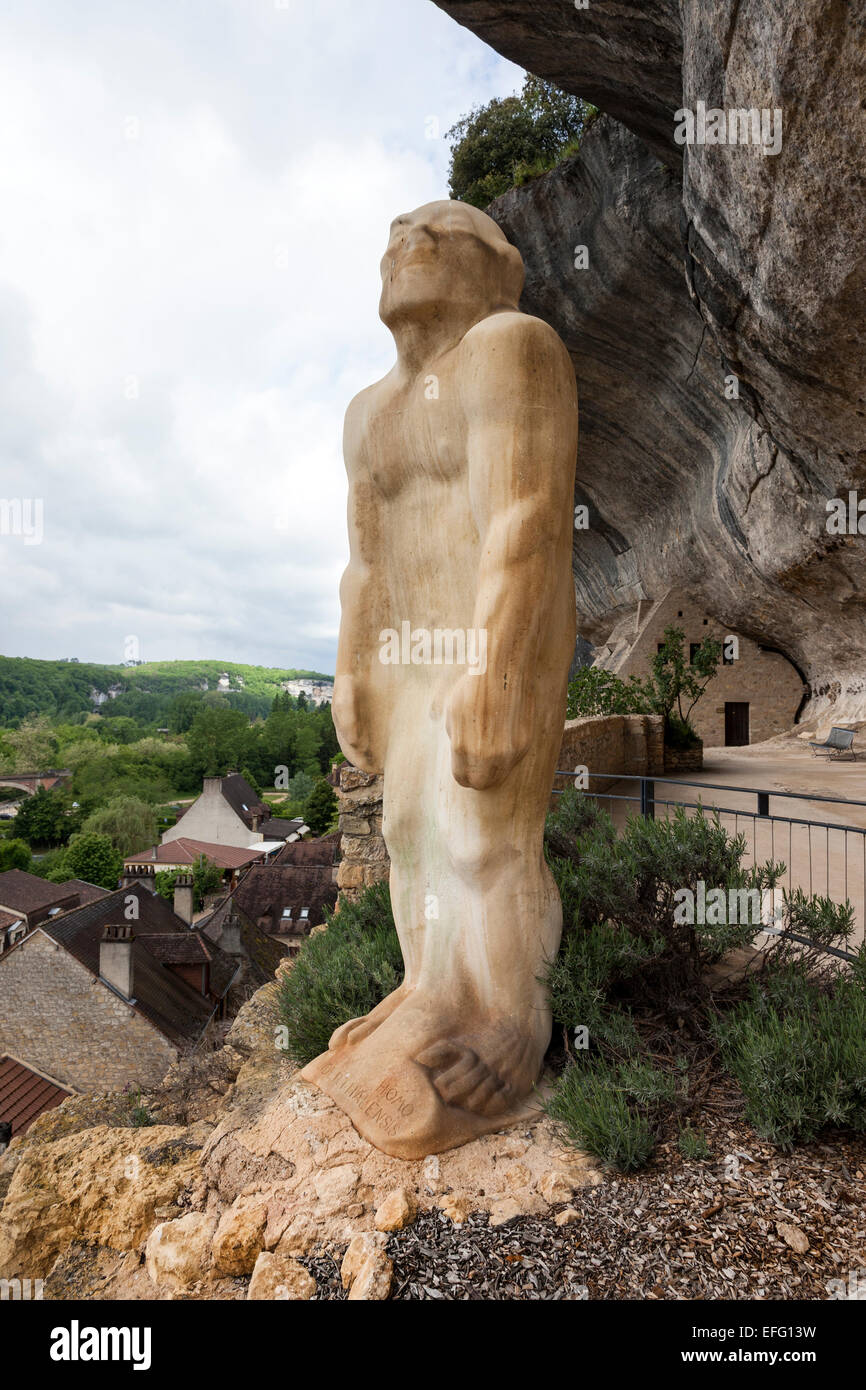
333;673;381;773
445;671;533;790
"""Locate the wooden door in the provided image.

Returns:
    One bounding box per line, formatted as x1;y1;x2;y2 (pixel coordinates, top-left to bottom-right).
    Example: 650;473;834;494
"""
724;702;750;746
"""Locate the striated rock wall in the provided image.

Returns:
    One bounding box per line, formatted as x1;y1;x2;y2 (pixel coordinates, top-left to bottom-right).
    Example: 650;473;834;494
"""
435;1;866;724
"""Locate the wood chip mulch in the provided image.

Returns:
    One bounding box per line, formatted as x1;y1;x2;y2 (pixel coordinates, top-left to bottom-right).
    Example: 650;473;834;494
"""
306;1113;866;1300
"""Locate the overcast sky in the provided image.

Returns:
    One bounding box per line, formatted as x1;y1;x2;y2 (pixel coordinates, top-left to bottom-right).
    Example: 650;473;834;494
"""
0;0;520;673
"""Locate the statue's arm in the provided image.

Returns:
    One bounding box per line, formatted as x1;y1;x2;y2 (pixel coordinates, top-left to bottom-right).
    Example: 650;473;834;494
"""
447;314;578;790
333;406;384;773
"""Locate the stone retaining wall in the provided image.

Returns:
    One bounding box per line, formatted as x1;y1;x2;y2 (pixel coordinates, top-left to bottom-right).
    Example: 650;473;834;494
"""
553;714;666;804
335;764;389;904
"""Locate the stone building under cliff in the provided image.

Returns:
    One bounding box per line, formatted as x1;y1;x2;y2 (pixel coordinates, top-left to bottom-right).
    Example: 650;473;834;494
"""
592;594;806;747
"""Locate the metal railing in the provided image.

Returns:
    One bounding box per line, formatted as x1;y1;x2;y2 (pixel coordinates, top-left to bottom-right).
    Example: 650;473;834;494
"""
551;769;866;956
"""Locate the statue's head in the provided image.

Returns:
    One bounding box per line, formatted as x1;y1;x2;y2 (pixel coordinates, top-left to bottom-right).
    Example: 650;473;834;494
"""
379;200;524;332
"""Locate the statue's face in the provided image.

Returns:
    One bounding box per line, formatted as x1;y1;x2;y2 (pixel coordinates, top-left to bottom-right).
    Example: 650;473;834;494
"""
379;200;514;328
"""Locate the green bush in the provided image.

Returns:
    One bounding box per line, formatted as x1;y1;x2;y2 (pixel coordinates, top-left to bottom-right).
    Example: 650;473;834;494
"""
276;881;402;1065
545;790;758;1011
546;1058;658;1172
565;666;647;720
63;832;122;889
0;838;32;871
566;626;721;747
154;855;223;911
715;968;866;1149
303;778;338;836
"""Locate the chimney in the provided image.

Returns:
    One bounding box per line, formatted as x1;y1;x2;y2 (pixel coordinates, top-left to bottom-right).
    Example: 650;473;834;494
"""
173;873;194;925
100;924;134;999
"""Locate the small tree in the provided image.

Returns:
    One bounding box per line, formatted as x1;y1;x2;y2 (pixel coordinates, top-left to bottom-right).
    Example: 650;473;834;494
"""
566;628;721;745
14;785;71;848
566;667;648;720
64;832;122;889
0;838;32;872
155;854;223;911
303;778;338;837
82;795;158;857
642;626;722;743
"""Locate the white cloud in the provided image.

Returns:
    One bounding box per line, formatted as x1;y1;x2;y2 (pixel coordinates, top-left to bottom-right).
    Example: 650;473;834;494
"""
0;0;522;670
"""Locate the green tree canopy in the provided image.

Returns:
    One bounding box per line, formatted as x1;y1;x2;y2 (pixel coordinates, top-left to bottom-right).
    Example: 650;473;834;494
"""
13;785;73;848
155;855;223;911
82;795;158;857
185;706;250;778
0;715;59;774
447;73;598;208
567;627;722;744
303;778;338;837
63;832;122;889
0;838;32;872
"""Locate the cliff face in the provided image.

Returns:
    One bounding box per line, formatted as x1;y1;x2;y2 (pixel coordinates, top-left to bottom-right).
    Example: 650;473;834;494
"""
436;1;866;722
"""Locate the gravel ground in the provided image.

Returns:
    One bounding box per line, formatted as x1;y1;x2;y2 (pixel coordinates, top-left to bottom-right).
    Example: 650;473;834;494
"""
306;1112;866;1301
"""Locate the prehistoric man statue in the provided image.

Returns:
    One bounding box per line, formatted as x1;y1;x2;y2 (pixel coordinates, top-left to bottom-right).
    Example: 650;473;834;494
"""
300;199;578;1159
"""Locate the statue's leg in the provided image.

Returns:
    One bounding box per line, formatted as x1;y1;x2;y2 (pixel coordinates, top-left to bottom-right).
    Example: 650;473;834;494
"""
407;716;562;1116
301;697;563;1157
304;689;433;1053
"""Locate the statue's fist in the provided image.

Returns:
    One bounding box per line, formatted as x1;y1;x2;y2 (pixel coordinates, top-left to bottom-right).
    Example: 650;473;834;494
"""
445;672;532;790
332;673;381;773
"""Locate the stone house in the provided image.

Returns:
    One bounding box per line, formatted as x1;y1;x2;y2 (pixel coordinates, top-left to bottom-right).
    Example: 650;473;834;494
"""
199;832;340;964
0;883;239;1093
162;773;307;850
122;836;271;894
591;593;806;746
0;871;109;954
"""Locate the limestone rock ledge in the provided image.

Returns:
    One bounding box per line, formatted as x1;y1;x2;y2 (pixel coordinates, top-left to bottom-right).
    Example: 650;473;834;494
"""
0;975;601;1300
435;1;866;722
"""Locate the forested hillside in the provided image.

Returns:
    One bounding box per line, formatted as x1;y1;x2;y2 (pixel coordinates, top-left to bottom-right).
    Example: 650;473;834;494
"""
0;656;332;725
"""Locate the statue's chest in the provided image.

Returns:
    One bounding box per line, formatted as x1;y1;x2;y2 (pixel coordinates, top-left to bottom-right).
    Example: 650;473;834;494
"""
362;388;465;497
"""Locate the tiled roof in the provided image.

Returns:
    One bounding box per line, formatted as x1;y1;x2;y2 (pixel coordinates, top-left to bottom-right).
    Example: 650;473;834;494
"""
124;838;267;870
43;883;187;972
0;907;23;931
198;894;287;983
55;879;110;906
259;817;306;840
220;773;268;824
140;934;211;965
0;869;78;915
232;861;338;934
36;884;238;1046
0;1054;71;1136
272;830;341;866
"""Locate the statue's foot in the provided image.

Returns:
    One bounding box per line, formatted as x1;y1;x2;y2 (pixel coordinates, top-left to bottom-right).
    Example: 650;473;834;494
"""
301;997;544;1158
325;981;412;1050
